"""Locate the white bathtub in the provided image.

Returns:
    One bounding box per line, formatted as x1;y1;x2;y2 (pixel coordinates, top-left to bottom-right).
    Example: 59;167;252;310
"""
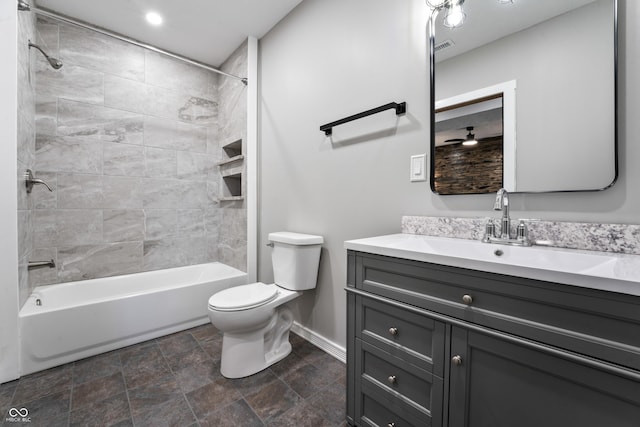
19;262;247;375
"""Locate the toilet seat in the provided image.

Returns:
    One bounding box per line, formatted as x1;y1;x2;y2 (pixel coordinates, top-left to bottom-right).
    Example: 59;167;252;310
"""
208;282;278;311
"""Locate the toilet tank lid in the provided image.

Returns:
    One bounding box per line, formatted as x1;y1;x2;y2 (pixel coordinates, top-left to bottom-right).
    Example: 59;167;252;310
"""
268;232;324;245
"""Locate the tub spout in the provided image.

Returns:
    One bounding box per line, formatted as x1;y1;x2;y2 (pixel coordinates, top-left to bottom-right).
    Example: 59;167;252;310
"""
28;259;55;270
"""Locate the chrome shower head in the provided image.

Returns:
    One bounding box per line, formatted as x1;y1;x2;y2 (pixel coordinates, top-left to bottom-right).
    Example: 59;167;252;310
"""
28;41;63;70
18;0;31;11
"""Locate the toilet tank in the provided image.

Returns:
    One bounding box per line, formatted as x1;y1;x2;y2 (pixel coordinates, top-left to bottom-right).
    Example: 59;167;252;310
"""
268;232;324;291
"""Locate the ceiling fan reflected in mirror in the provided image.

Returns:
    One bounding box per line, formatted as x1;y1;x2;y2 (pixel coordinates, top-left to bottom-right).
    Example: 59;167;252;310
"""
444;126;478;146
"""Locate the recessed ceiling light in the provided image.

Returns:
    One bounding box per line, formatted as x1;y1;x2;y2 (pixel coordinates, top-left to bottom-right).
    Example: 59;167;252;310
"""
145;11;163;26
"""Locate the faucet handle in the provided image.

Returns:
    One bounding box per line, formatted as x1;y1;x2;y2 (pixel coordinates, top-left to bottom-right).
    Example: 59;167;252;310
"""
482;220;496;242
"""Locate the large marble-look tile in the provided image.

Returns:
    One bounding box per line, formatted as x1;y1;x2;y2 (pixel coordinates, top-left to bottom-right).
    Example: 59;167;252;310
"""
140;179;181;209
57;242;143;282
144;117;207;153
103;143;145;177
177;180;209;209
144;147;177;178
145;51;216;99
177;151;213;181
56;175;142;210
105;74;217;125
34;209;103;248
17;210;33;261
57;174;103;209
141;179;207;210
102;176;143;209
17;109;35;167
177;209;205;238
59;22;145;81
35;16;60;55
35;94;58;136
144;209;177;240
177;94;218;125
103;210;145;243
35;134;103;174
57;99;144;145
143;237;207;270
36;61;105;105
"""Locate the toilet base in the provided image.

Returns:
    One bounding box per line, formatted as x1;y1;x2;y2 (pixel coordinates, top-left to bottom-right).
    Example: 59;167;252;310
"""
219;305;295;378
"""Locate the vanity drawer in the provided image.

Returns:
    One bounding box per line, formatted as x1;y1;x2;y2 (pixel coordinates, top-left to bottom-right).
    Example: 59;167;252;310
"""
355;252;640;372
357;380;437;427
355;294;445;376
356;339;441;415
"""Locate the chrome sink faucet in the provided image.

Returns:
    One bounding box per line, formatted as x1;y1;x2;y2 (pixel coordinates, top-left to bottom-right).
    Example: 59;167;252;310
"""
483;188;531;246
494;188;510;239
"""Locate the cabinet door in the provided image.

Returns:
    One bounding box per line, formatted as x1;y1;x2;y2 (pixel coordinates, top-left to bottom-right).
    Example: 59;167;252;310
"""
448;327;640;427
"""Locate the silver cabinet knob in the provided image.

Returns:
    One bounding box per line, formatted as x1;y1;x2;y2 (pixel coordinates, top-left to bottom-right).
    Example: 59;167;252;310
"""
388;327;398;336
452;355;463;366
388;375;397;385
387;423;396;427
462;294;473;305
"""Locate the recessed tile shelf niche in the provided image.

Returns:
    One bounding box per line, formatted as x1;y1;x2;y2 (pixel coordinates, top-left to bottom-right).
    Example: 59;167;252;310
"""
218;137;244;201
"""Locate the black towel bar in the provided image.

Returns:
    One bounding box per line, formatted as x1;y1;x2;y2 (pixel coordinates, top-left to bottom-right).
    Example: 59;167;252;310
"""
320;102;406;136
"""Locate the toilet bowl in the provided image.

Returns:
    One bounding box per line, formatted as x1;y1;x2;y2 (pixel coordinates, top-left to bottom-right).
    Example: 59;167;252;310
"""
208;231;323;378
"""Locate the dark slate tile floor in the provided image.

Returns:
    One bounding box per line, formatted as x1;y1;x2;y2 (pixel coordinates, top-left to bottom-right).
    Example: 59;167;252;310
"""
0;325;346;427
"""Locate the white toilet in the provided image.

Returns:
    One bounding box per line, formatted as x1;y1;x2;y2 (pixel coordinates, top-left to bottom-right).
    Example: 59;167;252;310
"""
208;231;323;378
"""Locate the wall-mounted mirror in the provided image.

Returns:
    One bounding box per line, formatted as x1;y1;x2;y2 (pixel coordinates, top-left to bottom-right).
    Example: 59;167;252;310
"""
429;0;617;195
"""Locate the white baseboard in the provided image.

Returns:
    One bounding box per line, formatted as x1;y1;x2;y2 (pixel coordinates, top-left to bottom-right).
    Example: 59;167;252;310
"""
291;321;346;364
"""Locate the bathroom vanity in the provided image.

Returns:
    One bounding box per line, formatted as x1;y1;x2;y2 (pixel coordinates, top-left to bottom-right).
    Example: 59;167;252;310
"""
345;234;640;427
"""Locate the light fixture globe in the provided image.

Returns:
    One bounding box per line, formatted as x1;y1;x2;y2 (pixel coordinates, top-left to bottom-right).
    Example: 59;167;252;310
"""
443;4;466;28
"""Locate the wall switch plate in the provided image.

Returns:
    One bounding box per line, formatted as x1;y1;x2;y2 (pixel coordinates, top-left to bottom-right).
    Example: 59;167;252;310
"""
410;154;426;182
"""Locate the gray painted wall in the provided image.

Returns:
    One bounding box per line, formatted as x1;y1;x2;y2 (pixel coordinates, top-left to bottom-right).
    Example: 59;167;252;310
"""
258;0;640;349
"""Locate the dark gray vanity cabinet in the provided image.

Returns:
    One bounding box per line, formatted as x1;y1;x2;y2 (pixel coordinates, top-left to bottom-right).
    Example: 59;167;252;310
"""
346;251;640;427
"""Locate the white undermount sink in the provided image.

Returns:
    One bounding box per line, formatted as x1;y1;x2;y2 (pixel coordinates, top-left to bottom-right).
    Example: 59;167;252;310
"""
344;234;640;296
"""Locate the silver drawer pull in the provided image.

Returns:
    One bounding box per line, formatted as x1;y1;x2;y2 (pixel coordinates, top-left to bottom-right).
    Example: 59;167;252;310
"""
387;423;396;427
388;327;398;336
388;375;397;385
462;294;473;305
452;355;463;366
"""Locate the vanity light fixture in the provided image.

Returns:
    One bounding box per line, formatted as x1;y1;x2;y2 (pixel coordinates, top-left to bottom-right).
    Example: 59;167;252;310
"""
462;127;478;146
145;11;163;26
426;0;450;8
443;0;466;29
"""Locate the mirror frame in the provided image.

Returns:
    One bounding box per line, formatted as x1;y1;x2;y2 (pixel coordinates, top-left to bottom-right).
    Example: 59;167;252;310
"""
428;0;619;195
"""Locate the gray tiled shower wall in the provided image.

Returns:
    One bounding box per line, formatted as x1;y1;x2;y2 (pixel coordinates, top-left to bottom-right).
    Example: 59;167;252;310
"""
20;15;248;298
17;10;37;306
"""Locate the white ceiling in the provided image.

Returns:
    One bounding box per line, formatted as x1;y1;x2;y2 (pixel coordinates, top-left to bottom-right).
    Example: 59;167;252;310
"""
34;0;304;66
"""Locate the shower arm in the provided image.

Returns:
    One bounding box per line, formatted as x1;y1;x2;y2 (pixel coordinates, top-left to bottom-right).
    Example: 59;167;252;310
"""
28;41;48;58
